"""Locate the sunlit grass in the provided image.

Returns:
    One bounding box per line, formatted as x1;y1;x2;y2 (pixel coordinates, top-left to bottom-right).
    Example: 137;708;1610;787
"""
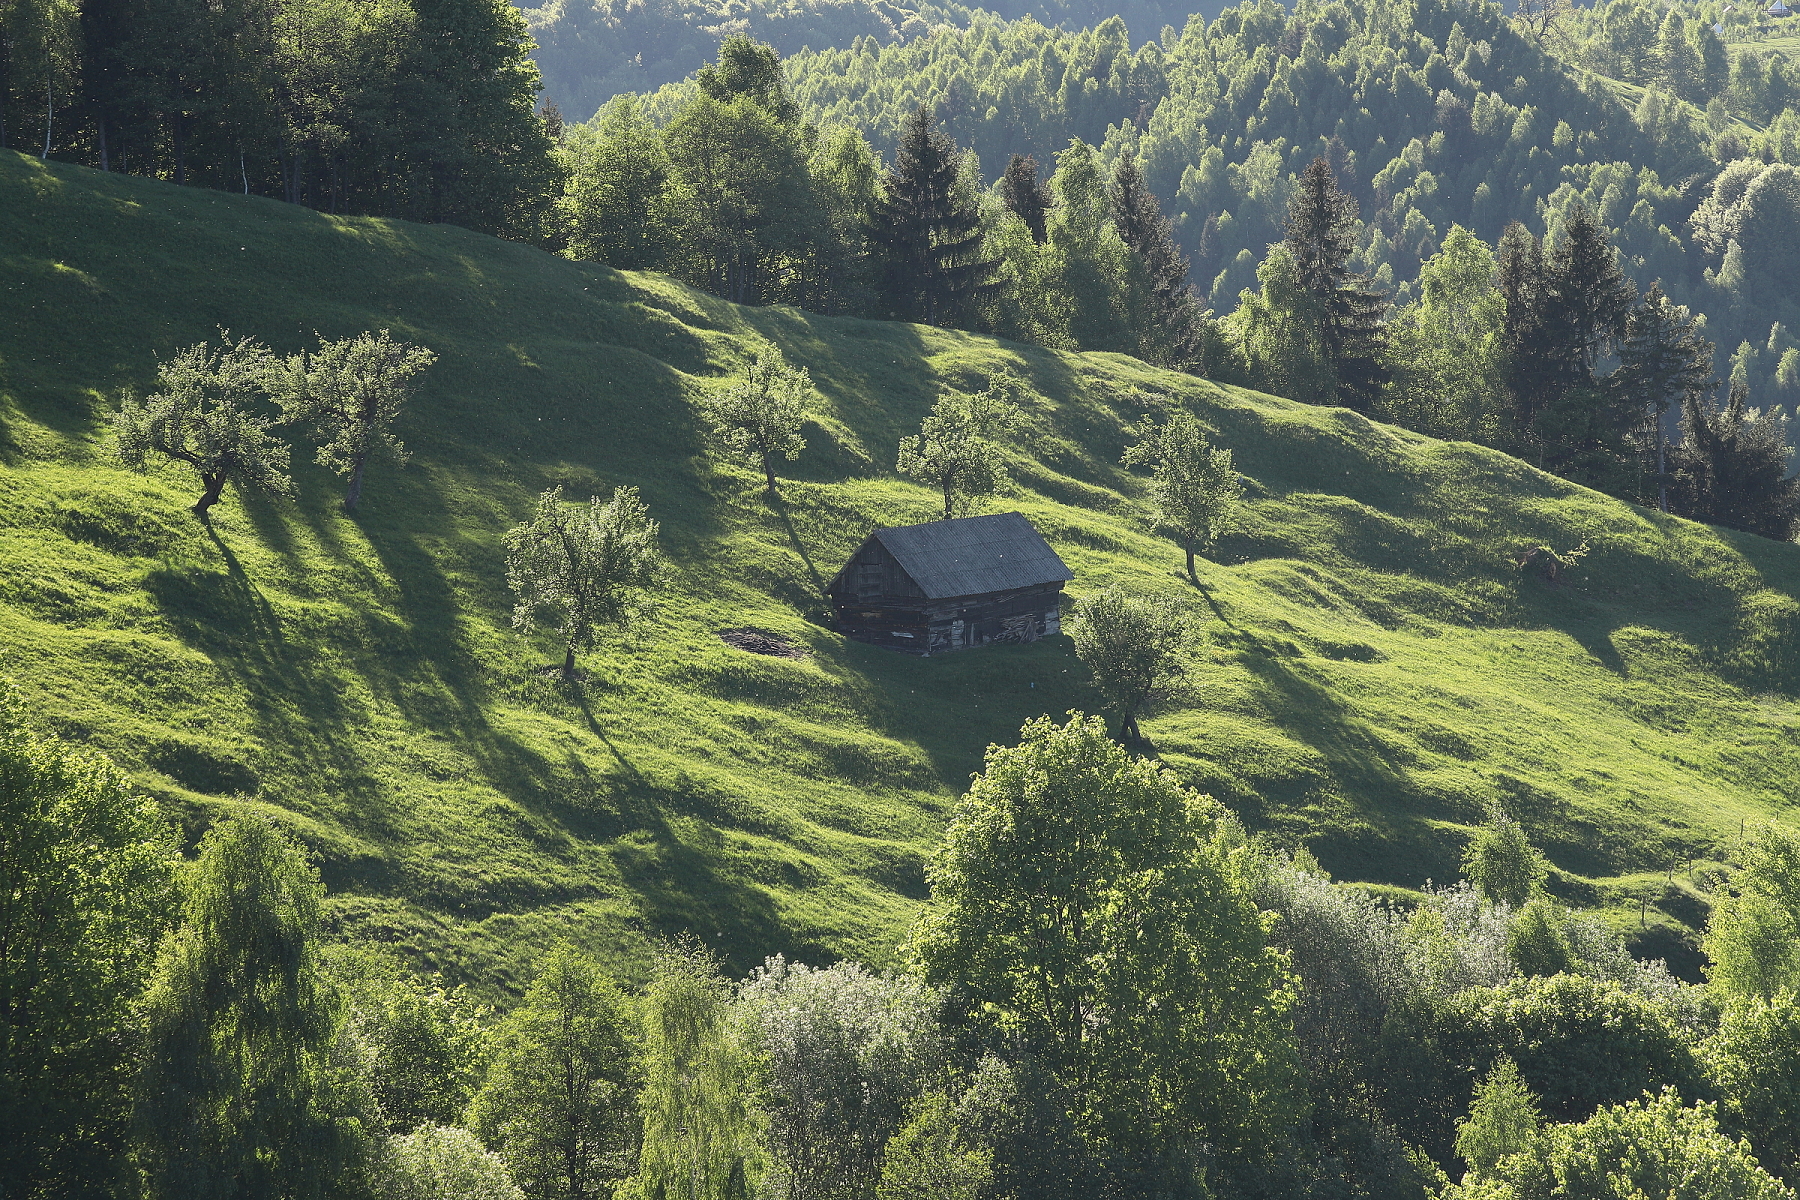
4;149;1797;994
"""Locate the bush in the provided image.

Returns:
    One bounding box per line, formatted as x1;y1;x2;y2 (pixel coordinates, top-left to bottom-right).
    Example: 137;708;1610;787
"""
1436;975;1701;1124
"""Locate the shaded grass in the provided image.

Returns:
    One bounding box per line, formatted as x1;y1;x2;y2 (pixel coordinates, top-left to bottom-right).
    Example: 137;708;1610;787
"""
5;150;1800;993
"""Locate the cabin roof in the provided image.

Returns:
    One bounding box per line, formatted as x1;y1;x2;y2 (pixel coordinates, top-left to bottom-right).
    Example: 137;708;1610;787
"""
853;512;1073;600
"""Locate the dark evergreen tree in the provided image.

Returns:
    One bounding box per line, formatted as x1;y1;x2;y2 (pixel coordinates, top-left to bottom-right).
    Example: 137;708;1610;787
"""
1612;283;1714;511
1000;152;1053;244
1673;382;1800;541
1110;149;1207;371
1283;157;1388;411
1497;220;1556;455
1532;204;1641;486
866;105;996;326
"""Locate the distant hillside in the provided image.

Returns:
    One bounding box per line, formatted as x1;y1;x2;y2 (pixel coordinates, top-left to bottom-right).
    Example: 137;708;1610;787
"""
6;149;1800;993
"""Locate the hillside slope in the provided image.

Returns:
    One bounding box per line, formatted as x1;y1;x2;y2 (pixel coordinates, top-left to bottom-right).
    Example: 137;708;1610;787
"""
4;150;1797;991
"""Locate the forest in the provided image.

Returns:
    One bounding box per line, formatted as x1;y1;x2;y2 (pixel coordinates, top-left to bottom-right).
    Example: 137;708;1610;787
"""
7;0;1800;1195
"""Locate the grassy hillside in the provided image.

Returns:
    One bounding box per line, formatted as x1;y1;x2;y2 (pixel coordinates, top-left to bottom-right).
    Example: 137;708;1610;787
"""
4;150;1798;992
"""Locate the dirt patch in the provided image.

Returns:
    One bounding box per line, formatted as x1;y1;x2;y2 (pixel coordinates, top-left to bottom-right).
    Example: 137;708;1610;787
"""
718;627;809;659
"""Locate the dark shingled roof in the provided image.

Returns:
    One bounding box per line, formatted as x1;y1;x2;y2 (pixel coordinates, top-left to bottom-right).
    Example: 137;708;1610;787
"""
869;512;1073;599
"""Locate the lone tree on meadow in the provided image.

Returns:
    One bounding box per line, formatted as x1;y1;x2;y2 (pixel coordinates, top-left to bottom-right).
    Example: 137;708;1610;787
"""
897;379;1023;521
1068;585;1198;743
1122;409;1245;584
114;334;292;517
700;352;813;497
505;485;663;681
275;330;438;512
1462;802;1546;908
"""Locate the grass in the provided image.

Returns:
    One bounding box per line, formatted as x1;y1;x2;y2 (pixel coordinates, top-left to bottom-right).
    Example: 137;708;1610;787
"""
5;149;1800;993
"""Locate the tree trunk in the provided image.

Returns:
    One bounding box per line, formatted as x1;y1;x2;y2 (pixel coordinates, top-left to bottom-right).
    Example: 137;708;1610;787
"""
41;58;52;159
561;643;577;681
1656;419;1668;514
1120;710;1139;743
1186;547;1197;583
344;454;366;511
762;455;778;497
193;470;227;516
942;484;954;522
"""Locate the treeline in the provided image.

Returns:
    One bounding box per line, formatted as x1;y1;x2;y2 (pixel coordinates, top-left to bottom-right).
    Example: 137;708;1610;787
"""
554;37;1207;365
12;685;1800;1200
764;0;1800;396
0;0;560;236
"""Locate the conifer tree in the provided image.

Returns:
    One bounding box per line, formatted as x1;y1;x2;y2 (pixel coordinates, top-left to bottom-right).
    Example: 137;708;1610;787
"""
1454;1059;1542;1180
114;334;292;517
1283;157;1387;411
866;105;996;326
1612;284;1713;511
999;153;1052;244
1497;221;1557;455
1110;151;1208;371
1674;382;1800;541
133;818;366;1200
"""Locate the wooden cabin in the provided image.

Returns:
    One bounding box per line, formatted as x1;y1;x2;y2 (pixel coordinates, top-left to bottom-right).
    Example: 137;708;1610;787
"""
826;512;1074;655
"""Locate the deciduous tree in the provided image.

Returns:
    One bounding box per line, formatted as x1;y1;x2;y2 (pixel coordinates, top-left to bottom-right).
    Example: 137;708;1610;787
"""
1068;587;1196;743
896;379;1022;520
632;946;765;1200
0;683;174;1199
276;329;437;511
1121;409;1243;583
699;352;812;496
133;817;367;1200
468;947;637;1200
1462;803;1546;909
504;485;663;680
114;334;291;516
910;712;1299;1175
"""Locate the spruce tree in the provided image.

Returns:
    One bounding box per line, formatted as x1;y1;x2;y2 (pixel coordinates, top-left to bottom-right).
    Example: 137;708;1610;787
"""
1612;284;1713;511
1674;382;1800;540
1283;157;1387;411
866;105;996;326
1496;221;1557;456
999;153;1053;244
1534;204;1641;485
1110;150;1208;371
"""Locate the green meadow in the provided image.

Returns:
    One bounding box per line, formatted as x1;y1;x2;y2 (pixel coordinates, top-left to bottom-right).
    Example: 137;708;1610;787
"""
3;147;1794;993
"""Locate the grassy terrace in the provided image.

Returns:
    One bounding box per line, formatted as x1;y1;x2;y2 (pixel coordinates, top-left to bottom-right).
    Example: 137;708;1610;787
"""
3;149;1796;993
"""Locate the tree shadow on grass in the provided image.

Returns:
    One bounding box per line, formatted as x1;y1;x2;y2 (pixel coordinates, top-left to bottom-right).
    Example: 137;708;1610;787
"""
569;689;821;975
145;518;380;816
